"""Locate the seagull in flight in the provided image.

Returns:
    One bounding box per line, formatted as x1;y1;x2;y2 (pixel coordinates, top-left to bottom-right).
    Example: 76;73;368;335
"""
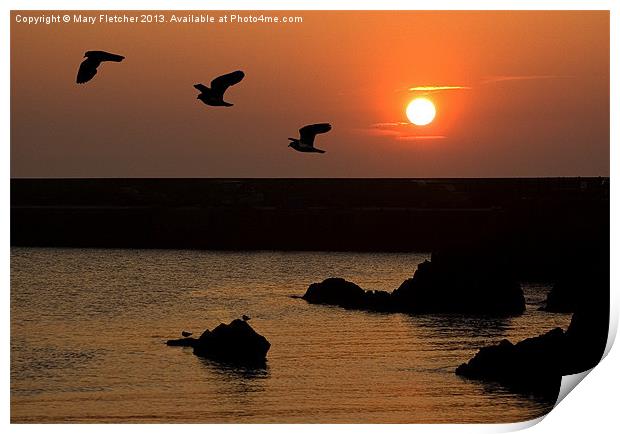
288;123;332;153
76;50;125;84
194;70;245;107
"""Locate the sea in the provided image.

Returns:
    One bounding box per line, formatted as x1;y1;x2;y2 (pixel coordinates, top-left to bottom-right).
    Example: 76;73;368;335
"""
10;247;572;423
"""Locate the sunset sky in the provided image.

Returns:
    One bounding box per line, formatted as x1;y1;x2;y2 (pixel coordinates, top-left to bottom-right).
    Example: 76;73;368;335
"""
10;10;609;177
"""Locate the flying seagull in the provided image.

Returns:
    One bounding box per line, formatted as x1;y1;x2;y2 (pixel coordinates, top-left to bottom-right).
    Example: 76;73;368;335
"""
194;70;245;107
181;331;193;337
288;123;332;153
76;50;125;84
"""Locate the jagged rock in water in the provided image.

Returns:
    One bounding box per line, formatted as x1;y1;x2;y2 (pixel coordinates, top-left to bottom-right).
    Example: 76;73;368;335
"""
542;278;580;313
456;298;608;399
392;251;525;315
455;328;566;399
167;319;270;363
543;259;607;314
302;251;525;316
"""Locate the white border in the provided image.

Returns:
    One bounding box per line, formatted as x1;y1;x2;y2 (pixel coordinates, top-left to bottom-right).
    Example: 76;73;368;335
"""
2;1;617;433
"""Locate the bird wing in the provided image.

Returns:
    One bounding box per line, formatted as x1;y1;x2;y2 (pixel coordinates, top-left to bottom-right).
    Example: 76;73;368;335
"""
299;123;332;145
193;83;210;94
210;70;245;97
87;50;125;62
76;58;99;84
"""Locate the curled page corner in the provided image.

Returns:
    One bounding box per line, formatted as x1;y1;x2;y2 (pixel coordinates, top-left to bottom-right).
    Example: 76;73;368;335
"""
498;369;597;433
500;415;546;432
603;311;618;359
555;368;593;408
552;301;617;409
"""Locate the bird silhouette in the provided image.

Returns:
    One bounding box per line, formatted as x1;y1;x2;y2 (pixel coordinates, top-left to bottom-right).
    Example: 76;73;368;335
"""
76;50;125;84
288;123;332;153
181;331;193;337
241;315;251;322
194;70;245;107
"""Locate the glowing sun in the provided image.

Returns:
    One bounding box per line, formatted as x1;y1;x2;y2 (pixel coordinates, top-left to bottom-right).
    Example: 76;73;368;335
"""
406;98;436;126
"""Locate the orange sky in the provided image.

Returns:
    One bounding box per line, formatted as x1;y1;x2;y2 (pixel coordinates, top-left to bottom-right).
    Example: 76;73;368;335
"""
11;10;609;177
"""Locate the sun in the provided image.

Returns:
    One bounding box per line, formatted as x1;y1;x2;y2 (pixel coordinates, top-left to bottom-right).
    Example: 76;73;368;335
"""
406;98;436;126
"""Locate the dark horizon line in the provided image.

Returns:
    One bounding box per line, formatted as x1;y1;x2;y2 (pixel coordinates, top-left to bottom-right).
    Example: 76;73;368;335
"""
9;176;611;181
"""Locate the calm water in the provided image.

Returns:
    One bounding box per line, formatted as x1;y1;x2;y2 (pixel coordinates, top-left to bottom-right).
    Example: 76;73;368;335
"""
11;248;572;423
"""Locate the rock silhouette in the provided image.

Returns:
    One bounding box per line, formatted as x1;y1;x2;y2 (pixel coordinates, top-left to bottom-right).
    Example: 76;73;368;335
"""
76;50;125;84
542;279;579;313
455;328;566;399
303;277;392;311
392;251;525;315
542;253;608;314
167;318;270;363
456;260;608;399
302;251;525;316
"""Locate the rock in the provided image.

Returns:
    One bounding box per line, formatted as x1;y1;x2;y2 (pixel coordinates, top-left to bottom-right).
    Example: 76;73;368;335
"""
456;296;608;398
543;258;608;313
561;256;608;373
455;254;608;398
455;328;566;398
167;319;270;363
302;251;525;316
562;300;608;374
302;277;392;311
542;275;582;312
392;251;525;315
194;319;271;362
303;278;366;307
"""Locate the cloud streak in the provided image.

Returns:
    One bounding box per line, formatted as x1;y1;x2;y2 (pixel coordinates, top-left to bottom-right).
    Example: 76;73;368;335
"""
406;75;569;93
364;123;446;142
481;75;570;84
408;85;471;92
396;135;446;141
371;122;410;128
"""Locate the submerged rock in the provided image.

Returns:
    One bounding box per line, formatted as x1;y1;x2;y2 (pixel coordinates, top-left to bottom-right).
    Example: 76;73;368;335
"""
167;318;271;363
302;251;525;316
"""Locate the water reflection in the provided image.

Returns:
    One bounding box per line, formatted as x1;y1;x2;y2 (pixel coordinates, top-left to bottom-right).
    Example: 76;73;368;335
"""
197;357;270;380
472;376;560;405
402;313;511;339
195;357;270;412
